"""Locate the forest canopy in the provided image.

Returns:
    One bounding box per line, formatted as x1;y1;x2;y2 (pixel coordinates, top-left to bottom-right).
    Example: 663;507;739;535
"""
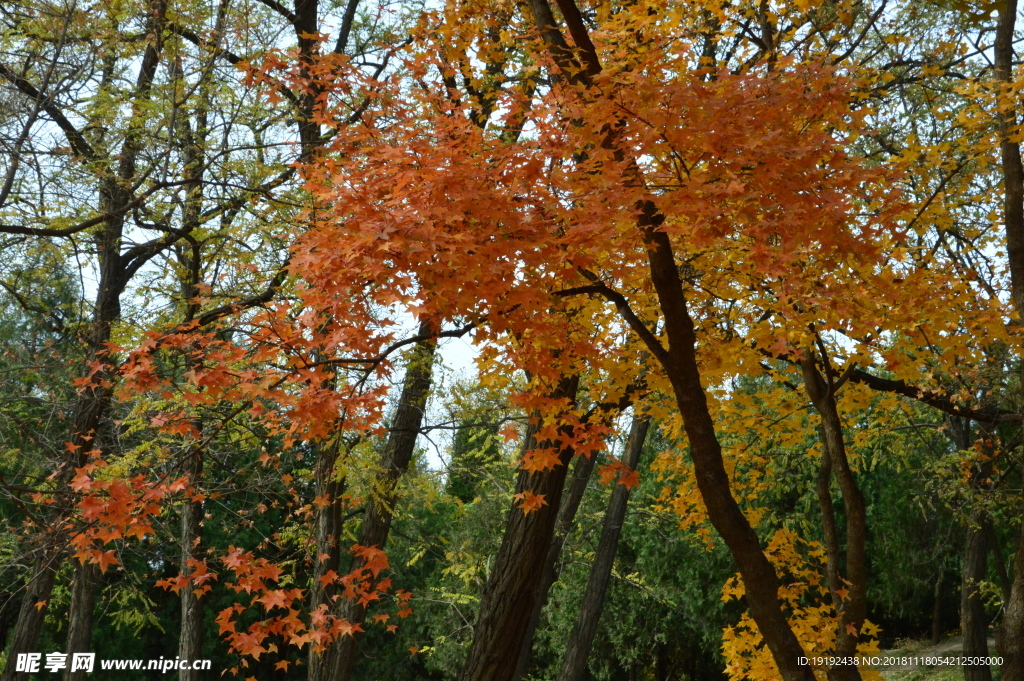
1;0;1024;680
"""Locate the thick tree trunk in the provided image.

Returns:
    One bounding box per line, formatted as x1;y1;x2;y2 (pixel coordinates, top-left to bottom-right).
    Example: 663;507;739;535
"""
327;330;437;681
2;555;57;681
961;512;993;681
512;446;600;681
63;562;101;681
557;417;650;681
995;3;1024;679
458;375;581;681
801;357;867;681
1000;503;1024;681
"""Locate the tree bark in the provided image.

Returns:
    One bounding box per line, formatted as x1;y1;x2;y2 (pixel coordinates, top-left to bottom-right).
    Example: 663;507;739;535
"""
801;356;867;681
1000;503;1024;681
307;435;347;681
458;375;581;681
63;562;101;681
995;2;1024;678
511;444;600;681
932;572;944;646
177;450;205;679
642;226;814;681
557;416;650;681
2;555;57;681
326;328;437;681
961;511;993;681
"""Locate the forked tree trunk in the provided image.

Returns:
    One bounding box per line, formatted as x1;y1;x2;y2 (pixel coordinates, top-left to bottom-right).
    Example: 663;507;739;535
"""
0;4;167;677
557;416;650;681
326;329;437;681
801;356;867;681
458;375;581;681
512;445;600;681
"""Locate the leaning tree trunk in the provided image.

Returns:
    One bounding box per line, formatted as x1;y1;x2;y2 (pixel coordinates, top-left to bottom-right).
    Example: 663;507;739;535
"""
995;2;1024;680
325;328;437;681
458;375;582;681
641;226;814;681
557;416;650;681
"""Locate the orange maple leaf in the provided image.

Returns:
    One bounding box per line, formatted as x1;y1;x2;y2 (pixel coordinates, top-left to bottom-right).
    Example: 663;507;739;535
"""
513;491;548;515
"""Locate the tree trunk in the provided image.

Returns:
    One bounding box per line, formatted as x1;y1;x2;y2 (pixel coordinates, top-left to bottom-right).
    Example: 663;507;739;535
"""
177;450;204;679
932;572;944;646
1000;502;1024;681
458;375;581;681
518;1;810;674
327;328;437;681
0;4;166;676
816;443;842;609
1;555;57;681
994;3;1024;679
642;226;814;681
307;436;347;681
512;445;600;681
63;562;101;681
961;512;993;681
801;356;867;681
557;417;650;681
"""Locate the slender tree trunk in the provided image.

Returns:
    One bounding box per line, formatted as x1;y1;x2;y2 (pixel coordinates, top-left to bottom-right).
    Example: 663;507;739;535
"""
962;511;993;681
995;3;1024;679
932;572;944;646
801;356;867;681
557;417;650;681
327;328;437;681
458;375;581;681
0;4;166;676
512;446;600;681
177;450;204;678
